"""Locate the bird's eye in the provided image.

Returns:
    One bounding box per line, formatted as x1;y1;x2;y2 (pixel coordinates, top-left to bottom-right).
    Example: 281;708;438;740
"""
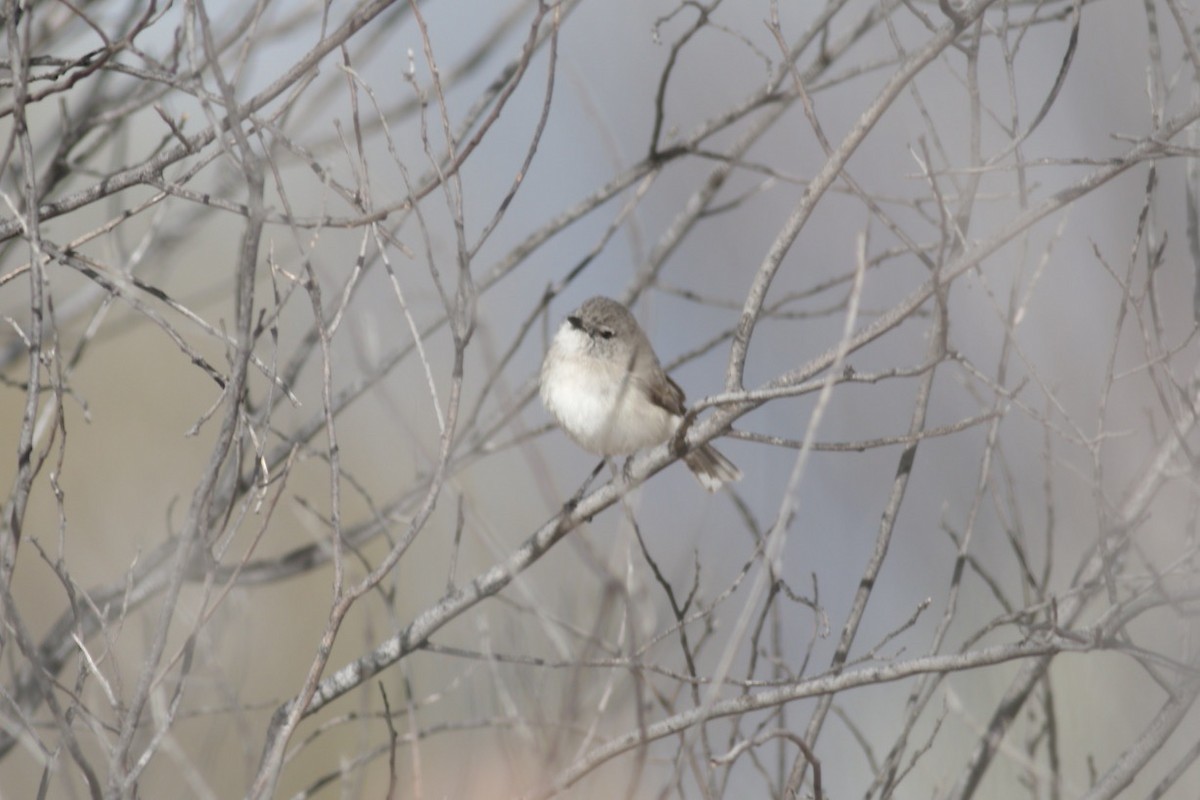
567;315;582;330
598;328;614;339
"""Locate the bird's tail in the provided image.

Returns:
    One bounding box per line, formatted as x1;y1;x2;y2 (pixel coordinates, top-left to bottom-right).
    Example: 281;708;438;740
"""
684;443;742;492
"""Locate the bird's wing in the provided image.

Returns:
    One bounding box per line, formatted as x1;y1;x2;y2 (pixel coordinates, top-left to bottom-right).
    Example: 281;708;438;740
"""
640;370;687;416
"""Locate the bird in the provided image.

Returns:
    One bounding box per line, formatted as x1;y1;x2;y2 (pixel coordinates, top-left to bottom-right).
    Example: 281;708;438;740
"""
539;296;741;492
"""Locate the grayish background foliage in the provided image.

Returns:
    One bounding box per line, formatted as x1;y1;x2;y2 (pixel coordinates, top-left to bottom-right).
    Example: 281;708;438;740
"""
0;0;1197;798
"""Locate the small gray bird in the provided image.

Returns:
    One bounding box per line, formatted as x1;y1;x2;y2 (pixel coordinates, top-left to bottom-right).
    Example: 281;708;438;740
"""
540;296;741;492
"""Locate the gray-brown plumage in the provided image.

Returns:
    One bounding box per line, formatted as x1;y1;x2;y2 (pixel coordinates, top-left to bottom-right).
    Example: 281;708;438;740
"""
540;296;741;491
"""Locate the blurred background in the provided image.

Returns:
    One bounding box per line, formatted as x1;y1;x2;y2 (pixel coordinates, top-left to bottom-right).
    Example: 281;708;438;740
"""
1;0;1198;797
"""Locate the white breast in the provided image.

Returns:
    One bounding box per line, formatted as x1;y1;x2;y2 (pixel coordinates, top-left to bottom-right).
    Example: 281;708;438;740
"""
541;333;676;456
